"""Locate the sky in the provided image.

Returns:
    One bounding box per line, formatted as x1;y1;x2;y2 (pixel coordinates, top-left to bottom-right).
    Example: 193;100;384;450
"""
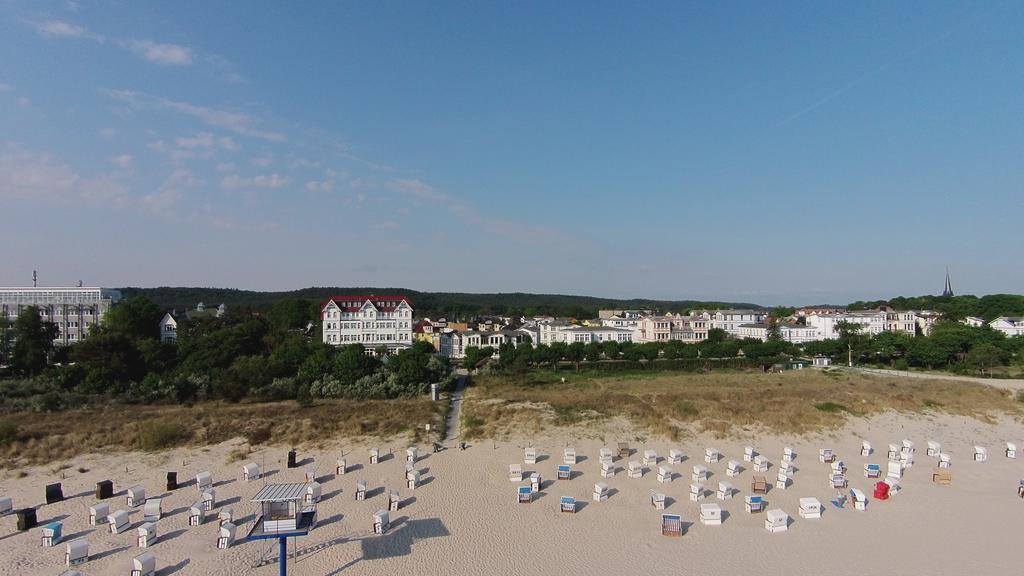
1;1;1021;306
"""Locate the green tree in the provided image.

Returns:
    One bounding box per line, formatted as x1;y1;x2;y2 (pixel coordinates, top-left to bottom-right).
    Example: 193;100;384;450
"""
583;342;601;362
267;299;313;332
966;343;1003;375
12;306;57;376
104;296;163;341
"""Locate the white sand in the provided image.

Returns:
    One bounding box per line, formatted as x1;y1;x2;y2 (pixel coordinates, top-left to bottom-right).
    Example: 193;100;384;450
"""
1;412;1023;575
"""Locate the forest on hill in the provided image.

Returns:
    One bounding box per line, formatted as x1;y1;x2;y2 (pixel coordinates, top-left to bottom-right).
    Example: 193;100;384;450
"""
848;294;1024;322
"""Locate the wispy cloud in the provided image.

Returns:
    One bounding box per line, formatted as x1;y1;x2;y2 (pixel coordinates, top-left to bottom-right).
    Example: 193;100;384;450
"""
109;154;133;169
0;144;80;201
0;83;12;92
34;19;91;39
221;173;290;190
103;89;287;142
123;40;193;65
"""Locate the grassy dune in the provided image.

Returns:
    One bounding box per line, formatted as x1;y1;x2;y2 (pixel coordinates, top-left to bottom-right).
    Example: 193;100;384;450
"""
461;368;1024;441
0;398;445;468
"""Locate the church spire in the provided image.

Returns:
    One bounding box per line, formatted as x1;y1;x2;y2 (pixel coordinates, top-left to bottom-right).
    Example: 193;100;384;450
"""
942;267;954;297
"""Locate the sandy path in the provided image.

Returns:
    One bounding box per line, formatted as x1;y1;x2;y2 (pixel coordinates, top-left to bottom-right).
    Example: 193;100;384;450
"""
849;366;1024;391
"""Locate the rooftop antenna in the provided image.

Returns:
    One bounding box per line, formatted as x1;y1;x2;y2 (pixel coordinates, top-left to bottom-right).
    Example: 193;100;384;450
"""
32;270;37;288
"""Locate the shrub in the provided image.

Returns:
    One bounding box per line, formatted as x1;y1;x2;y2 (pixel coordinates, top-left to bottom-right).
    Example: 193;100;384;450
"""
138;420;187;451
0;419;18;445
244;423;273;445
814;402;848;413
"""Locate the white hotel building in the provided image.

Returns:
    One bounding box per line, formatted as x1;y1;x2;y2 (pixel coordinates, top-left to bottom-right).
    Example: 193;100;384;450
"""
1;286;120;346
321;295;415;352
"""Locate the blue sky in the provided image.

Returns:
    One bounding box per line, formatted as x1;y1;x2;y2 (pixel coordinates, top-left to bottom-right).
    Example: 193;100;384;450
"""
1;1;1021;305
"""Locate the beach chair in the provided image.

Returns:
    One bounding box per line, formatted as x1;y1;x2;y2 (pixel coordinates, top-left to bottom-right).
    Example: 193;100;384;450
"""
726;460;742;477
887;461;903;479
599;447;613;465
765;509;789;533
818;448;835;464
524;447;537;465
864;464;881;478
218;507;233;527
243;463;260;482
861;440;872;457
745;495;765;513
690;483;705;502
373;510;390;534
830;473;848;489
700;503;722;525
305;482;321;504
717;481;734;500
744;446;756;462
850;488;867;511
369;448;380;465
217;522;236;549
65;539;88;566
305;466;317;483
557;465;571;480
131;552;156;576
1007;442;1018;459
16;507;37;531
754;455;770;472
617;442;630;459
657;466;673;483
509;464;523;482
143;498;161;522
0;496;11;517
669;449;685;464
95;480;114;500
799;497;822;519
752;476;768;494
778;460;794;474
40;521;62;546
628;461;643;479
45;482;64;505
601;461;615;478
643;450;658;467
202;489;216;511
531;474;541;492
165;471;177;492
90;503;109;526
661;513;683;537
188;503;204;526
407;447;418;463
902;439;915;456
939;453;951;468
137;522;157;548
900;451;914;469
518;486;533;504
389;490;401;511
108;510;129;534
356;481;367;501
593;482;609;502
873;481;890;500
926;441;941;457
196;471;212;492
127;486;146;507
782;447;795;463
887;444;900;461
692;465;709;482
336;458;347;475
831;460;846;475
564;447;576;465
650;492;666;510
974;446;988;462
560;496;576;513
705;448;720;463
775;471;789;490
407;470;420;489
932;468;952;486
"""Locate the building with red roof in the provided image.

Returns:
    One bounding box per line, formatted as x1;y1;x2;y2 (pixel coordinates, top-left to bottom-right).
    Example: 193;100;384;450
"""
321;295;415;352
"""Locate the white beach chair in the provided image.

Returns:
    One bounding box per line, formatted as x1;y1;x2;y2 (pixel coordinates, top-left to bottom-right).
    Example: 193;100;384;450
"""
196;471;212;492
726;460;742;477
830;473;848;489
692;465;709;482
509;464;523;482
783;447;795;463
217;522;236;549
900;451;915;468
202;489;216;511
830;460;846;474
705;448;720;463
127;486;146;507
926;441;941;457
218;507;233;527
0;496;10;516
779;460;794;474
389;490;401;511
883;477;901;496
90;503;109;526
717;481;734;500
628;461;643;479
369;448;380;465
305;481;321;504
974;446;988;462
599;448;613;465
650;492;666;510
530;473;541;492
643;449;658;467
657;465;673;483
143;498;161;522
243;462;260;482
776;470;790;490
65;539;88;566
108;510;129;534
593;482;609;502
336;457;347;475
373;510;390;534
690;483;704;502
754;455;770;472
305;466;317;483
1006;442;1017;459
137;522;157;548
407;469;420;489
356;480;367;501
744;446;756;462
861;440;872;457
938;453;951;468
407;447;418;463
188;503;204;526
798;497;822;519
601;461;615;478
887;461;903;479
131;552;156;576
819;448;835;463
564;447;576;465
765;509;789;533
700;503;722;525
902;439;915;456
850;488;867;511
669;449;685;464
887;444;900;461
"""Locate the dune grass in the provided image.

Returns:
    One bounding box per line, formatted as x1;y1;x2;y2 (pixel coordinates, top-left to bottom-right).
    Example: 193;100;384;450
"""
461;368;1024;441
0;398;444;468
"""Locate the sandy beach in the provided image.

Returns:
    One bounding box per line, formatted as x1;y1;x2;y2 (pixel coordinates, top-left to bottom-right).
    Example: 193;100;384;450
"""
1;412;1022;576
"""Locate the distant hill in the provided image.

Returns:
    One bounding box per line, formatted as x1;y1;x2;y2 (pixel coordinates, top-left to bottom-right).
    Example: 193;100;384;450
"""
116;286;764;319
847;294;1024;322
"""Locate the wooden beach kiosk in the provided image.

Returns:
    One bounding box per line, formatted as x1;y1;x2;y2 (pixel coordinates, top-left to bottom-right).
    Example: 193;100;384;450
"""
661;513;682;537
247;483;318;576
700;503;722;525
131;551;156;576
65;539;88;566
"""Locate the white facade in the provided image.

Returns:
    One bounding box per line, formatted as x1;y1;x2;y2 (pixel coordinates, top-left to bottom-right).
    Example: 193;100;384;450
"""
321;296;414;352
0;286;119;346
446;330;531;359
634;314;710;343
736;323;821;344
702;310;768;336
990;317;1024;338
806;309;919;340
159;313;178;344
550;326;634;345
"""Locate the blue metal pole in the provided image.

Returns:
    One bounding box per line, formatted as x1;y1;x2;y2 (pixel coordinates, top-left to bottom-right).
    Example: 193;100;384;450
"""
279;536;287;576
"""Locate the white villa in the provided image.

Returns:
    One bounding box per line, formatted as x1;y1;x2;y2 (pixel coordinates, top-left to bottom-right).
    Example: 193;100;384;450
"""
990;317;1024;338
321;295;415;352
736;323;821;344
159;313;178;344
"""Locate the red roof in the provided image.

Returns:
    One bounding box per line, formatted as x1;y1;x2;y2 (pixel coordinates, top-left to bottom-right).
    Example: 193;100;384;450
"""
321;295;414;313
